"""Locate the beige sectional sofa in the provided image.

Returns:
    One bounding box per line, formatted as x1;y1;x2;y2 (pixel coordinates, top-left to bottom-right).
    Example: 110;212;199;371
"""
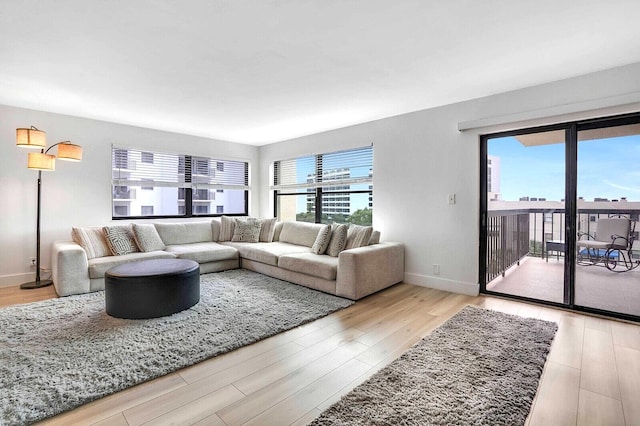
51;218;404;300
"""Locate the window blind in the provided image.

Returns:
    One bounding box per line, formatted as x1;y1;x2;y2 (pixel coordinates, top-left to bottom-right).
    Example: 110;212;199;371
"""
112;147;249;190
271;145;373;193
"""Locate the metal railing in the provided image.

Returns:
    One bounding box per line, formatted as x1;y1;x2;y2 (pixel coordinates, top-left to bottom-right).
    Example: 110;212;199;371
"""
486;207;640;283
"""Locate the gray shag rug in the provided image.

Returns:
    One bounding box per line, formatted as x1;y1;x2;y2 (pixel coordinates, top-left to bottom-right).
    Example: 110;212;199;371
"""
0;269;353;425
311;305;558;426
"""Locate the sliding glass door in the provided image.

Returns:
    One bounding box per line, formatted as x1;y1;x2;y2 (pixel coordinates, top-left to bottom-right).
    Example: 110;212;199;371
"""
482;128;567;304
574;121;640;317
480;113;640;321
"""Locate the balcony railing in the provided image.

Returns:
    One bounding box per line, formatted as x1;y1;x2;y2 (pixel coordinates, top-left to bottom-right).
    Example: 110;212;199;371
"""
486;206;640;284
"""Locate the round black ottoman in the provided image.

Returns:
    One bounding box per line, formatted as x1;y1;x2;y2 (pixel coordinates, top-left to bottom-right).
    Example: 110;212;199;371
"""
105;258;200;319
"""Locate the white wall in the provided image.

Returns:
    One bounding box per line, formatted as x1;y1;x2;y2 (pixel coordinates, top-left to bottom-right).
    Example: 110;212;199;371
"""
0;106;259;286
258;62;640;295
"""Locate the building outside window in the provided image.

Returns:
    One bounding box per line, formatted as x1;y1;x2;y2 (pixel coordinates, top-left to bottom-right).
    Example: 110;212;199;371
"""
111;146;248;218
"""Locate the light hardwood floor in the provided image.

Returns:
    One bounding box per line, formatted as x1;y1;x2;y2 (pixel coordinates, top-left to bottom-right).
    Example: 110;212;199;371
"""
2;282;639;426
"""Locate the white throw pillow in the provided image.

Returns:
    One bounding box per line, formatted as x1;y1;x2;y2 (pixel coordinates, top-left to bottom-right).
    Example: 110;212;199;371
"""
345;224;373;250
71;227;111;259
219;216;236;242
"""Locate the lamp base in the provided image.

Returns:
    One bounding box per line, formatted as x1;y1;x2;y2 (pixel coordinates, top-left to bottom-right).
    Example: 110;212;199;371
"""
20;279;53;289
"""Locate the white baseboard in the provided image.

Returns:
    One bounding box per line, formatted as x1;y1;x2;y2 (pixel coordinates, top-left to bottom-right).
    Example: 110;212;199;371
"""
404;272;479;296
0;272;35;288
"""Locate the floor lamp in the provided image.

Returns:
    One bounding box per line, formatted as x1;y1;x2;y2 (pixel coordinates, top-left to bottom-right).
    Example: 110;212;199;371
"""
16;126;83;289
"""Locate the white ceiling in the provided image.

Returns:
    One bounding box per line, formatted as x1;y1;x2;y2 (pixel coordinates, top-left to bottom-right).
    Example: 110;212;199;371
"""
1;1;640;146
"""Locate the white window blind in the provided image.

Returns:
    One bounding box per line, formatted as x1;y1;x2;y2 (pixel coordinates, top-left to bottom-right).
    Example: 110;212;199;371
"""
271;145;373;192
112;147;249;190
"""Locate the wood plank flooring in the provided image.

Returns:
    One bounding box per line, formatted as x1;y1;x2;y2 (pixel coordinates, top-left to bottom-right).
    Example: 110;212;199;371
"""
2;282;639;425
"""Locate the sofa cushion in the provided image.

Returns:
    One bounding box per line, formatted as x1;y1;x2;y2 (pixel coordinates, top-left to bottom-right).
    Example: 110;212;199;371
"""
88;251;176;279
326;224;348;257
103;225;140;255
132;223;166;252
164;242;238;263
222;241;311;266
154;222;213;245
345;224;373;250
278;253;338;281
232;218;262;243
71;227;111;259
311;225;332;255
279;222;324;247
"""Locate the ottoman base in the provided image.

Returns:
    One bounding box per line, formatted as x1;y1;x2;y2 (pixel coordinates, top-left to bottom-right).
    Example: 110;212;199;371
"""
105;259;200;319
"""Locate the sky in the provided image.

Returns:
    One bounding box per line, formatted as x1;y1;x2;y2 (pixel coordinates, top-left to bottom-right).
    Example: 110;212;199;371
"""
488;134;640;202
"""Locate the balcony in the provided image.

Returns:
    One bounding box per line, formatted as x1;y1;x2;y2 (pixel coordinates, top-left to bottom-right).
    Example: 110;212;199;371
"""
112;188;136;201
486;205;640;318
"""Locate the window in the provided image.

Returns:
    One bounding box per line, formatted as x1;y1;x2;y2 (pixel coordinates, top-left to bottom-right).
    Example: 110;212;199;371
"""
271;145;373;225
141;179;154;190
112;146;249;218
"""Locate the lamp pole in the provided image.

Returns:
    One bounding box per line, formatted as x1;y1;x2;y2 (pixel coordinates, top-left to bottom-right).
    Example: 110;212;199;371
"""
21;169;52;289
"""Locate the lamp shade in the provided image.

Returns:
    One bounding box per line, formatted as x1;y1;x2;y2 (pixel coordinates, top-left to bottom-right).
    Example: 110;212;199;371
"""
57;143;83;161
27;153;56;171
16;128;46;148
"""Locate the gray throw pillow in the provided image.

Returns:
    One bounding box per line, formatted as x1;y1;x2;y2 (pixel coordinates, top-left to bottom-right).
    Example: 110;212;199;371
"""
103;225;140;256
311;224;332;255
231;218;262;243
326;224;348;257
132;223;166;252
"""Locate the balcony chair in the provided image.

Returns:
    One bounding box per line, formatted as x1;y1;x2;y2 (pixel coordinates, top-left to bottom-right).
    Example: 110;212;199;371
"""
577;217;639;272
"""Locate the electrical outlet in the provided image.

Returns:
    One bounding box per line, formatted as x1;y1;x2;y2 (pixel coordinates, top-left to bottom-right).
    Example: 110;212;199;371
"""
29;257;37;267
433;264;440;275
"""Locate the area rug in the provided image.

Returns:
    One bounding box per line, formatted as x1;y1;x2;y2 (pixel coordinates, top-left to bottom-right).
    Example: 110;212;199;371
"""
0;269;353;425
311;305;558;426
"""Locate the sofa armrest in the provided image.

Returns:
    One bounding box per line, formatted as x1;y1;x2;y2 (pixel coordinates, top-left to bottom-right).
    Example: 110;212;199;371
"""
336;242;404;300
52;241;91;296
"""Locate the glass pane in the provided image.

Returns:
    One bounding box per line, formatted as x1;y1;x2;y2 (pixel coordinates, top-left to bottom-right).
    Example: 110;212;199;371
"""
195;188;246;216
113;186;180;217
575;123;640;316
276;192;315;223
485;130;566;303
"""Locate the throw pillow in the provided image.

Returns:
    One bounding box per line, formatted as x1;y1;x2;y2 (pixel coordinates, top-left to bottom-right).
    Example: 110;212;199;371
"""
219;216;236;242
311;224;332;255
259;217;277;242
132;223;166;252
231;218;262;243
71;227;111;259
326;224;348;257
103;225;140;256
369;230;381;245
345;224;374;250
